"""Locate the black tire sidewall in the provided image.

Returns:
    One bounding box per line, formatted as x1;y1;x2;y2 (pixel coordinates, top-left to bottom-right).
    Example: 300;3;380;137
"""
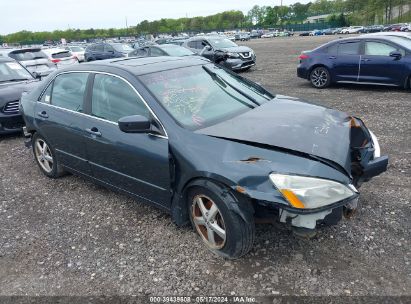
310;66;331;89
187;184;254;259
32;133;60;178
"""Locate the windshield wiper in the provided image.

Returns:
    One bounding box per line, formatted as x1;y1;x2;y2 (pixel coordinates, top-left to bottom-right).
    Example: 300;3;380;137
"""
0;78;29;83
202;65;260;106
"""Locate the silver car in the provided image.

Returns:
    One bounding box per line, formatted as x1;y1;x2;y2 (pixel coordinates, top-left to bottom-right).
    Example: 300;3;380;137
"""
0;48;57;77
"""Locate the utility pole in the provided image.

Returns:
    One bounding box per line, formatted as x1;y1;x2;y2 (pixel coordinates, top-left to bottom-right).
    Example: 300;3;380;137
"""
125;16;128;36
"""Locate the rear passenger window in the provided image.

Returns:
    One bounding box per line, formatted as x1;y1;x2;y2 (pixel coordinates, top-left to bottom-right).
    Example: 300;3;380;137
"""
338;42;360;55
188;41;197;49
327;43;338;54
50;73;88;112
150;47;165;56
91;74;150;122
40;82;52;103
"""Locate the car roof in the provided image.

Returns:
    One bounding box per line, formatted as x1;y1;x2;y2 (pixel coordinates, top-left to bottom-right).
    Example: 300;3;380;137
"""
79;56;210;75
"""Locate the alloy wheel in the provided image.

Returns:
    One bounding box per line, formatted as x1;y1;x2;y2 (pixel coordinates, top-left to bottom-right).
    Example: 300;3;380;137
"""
311;68;328;88
192;195;226;249
34;138;54;173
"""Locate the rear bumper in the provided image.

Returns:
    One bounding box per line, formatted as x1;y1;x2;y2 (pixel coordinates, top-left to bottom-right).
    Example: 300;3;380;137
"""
297;65;309;79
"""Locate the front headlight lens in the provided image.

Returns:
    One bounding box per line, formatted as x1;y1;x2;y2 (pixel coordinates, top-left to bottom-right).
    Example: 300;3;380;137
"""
369;130;381;158
227;52;239;58
269;174;356;209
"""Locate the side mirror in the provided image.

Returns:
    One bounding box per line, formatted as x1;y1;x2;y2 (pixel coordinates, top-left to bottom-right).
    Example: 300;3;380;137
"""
118;115;151;133
389;51;402;59
205;45;212;51
32;72;41;79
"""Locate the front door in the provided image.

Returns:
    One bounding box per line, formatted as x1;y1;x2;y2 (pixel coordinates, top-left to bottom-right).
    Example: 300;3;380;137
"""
82;73;171;208
34;72;91;175
359;40;406;86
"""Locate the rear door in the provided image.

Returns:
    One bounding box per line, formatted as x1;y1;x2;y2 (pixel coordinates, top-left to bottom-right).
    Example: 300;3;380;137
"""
94;44;105;60
359;40;406;86
34;72;92;175
332;40;362;82
82;73;171;207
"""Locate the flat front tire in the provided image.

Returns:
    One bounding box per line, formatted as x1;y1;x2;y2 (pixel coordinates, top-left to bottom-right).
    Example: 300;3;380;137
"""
188;183;255;259
310;66;331;89
32;133;65;178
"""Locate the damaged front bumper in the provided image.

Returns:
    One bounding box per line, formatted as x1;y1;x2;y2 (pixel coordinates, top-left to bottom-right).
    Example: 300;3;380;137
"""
278;194;359;231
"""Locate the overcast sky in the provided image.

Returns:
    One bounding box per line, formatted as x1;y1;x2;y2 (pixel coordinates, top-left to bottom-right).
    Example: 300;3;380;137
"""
1;0;311;35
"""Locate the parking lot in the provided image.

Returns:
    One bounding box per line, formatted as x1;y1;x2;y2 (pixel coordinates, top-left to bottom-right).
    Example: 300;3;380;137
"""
0;35;410;297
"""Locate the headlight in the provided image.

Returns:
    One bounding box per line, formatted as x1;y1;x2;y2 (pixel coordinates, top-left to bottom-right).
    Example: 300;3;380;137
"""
369;130;381;158
269;174;356;209
227;52;239;58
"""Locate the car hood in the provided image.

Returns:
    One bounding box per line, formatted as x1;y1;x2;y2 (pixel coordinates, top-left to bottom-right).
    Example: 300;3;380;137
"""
217;46;253;53
0;80;39;105
196;95;352;175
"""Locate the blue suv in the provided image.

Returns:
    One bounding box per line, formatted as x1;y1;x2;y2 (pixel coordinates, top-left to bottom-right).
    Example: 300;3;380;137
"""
84;43;134;62
297;36;411;89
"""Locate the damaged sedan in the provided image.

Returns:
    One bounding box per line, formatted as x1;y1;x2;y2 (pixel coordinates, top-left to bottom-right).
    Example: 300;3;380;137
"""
19;56;388;258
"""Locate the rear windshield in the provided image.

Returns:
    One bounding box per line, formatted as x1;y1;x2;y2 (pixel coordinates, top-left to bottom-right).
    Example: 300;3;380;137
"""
9;50;47;61
52;51;71;59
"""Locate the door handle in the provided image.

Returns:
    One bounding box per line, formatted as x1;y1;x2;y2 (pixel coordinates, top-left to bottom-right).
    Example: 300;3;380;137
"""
37;111;48;118
85;127;102;137
361;58;371;62
328;56;336;59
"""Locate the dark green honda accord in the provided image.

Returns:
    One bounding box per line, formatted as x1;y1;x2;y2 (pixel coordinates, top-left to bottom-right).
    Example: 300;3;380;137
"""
20;56;388;258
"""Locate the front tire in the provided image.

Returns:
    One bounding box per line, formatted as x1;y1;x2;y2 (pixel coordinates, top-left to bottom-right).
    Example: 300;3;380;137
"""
32;133;65;178
310;66;331;89
188;183;255;259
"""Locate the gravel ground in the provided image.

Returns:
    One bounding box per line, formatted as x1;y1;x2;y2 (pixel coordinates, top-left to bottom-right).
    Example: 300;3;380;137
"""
0;36;410;297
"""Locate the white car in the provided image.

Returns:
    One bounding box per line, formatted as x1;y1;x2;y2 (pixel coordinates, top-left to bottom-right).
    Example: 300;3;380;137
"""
401;24;410;32
42;48;79;68
261;32;274;38
64;45;85;62
341;26;364;34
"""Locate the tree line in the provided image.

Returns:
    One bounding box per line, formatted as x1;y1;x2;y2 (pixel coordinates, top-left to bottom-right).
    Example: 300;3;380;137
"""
1;0;410;44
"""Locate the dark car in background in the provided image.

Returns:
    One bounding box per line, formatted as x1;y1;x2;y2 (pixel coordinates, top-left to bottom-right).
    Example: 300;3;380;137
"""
84;43;134;61
20;56;387;258
0;57;39;134
183;36;256;71
0;48;57;77
297;36;411;88
129;44;196;57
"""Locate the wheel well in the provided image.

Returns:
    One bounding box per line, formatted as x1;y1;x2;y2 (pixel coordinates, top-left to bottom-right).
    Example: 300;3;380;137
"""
171;177;253;227
308;65;330;80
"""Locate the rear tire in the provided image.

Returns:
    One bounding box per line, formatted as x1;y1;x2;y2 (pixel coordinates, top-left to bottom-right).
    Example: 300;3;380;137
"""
32;133;65;178
310;66;331;89
187;182;255;259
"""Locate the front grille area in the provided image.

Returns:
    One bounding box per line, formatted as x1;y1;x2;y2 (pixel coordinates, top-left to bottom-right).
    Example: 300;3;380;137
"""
2;100;20;115
239;52;251;59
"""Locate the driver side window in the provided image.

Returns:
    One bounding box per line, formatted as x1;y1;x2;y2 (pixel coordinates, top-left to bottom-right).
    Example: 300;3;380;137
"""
364;41;404;56
91;74;150;123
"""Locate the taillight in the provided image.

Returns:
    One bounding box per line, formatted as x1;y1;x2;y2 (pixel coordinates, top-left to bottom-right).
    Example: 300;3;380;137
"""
298;54;309;60
51;59;60;63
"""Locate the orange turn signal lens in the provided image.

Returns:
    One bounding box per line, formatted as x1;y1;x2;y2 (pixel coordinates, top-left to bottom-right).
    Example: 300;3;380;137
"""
280;189;305;209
